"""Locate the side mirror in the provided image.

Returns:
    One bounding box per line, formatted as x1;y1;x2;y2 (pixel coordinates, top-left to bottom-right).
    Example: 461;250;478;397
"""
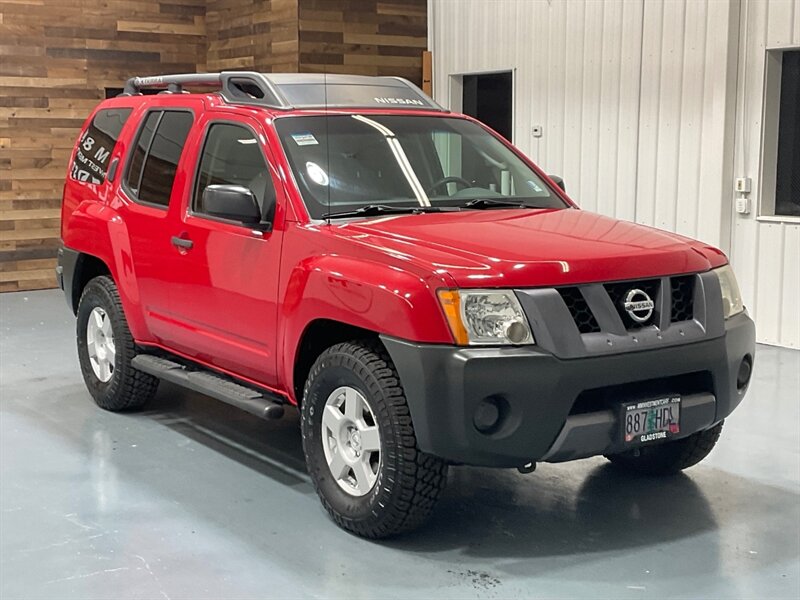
549;175;566;192
202;185;261;224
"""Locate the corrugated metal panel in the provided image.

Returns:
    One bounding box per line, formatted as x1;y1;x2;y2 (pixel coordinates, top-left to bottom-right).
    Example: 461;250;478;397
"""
731;0;800;348
635;0;738;249
431;0;798;348
431;0;736;237
636;0;736;247
431;0;643;221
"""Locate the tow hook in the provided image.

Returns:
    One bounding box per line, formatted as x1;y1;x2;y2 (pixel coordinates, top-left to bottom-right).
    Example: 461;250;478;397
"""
517;462;537;474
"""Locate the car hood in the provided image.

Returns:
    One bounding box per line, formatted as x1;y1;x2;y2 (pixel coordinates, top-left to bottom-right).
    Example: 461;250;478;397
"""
330;208;727;288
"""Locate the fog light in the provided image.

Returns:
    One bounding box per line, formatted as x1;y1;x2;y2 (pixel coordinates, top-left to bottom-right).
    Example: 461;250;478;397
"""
737;355;753;391
473;398;501;433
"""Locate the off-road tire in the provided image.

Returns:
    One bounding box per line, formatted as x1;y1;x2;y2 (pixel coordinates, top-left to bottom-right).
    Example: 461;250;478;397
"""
301;340;448;538
605;422;724;475
76;275;159;411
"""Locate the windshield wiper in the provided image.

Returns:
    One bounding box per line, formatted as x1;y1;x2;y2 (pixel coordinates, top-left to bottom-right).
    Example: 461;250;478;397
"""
323;204;455;219
461;198;530;210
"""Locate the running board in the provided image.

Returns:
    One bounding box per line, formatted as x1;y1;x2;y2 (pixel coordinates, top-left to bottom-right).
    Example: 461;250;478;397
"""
132;354;285;420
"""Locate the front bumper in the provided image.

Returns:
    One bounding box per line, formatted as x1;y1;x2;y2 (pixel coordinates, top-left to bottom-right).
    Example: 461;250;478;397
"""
381;312;755;467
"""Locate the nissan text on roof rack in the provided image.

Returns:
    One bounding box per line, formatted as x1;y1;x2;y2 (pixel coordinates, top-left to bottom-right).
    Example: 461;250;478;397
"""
58;71;755;538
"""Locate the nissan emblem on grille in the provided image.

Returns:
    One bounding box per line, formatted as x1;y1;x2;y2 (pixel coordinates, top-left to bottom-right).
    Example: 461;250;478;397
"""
623;289;655;323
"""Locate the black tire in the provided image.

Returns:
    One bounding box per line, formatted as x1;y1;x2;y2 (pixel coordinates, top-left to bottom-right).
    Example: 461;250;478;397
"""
605;422;724;475
76;275;159;411
301;340;448;538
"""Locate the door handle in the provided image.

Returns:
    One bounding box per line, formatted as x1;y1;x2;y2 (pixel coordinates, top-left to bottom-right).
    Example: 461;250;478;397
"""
171;236;193;249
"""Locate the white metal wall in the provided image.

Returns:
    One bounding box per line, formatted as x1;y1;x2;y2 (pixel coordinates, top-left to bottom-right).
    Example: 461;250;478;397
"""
431;0;644;221
730;0;800;348
430;0;799;348
635;0;739;249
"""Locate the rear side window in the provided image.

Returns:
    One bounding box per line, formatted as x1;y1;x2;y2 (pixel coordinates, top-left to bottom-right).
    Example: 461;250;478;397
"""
71;108;132;184
125;110;194;207
126;112;159;194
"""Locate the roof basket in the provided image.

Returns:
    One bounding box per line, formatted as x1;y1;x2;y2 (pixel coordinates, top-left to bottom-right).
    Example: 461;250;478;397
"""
119;72;445;112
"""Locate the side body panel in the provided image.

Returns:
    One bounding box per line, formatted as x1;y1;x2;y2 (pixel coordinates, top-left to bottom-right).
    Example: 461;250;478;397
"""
162;110;287;386
113;98;207;344
61;95;207;343
61;97;151;339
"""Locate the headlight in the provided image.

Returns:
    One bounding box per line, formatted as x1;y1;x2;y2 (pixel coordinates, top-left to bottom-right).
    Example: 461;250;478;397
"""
437;289;534;345
714;264;744;319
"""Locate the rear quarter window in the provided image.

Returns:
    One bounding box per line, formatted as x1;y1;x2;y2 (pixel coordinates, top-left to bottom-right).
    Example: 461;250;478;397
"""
70;108;132;184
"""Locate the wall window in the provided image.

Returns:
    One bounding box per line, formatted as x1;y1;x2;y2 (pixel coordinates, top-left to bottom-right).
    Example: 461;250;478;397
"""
125;110;193;208
193;123;275;224
775;51;799;217
70;108;132;184
762;49;800;219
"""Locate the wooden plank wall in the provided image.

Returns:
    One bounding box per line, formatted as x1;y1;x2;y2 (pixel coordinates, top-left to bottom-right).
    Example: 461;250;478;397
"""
0;0;206;292
1;0;427;292
298;0;427;85
206;0;298;72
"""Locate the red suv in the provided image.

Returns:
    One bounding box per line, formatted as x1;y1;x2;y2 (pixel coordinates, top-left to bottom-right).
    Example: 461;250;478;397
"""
58;72;755;538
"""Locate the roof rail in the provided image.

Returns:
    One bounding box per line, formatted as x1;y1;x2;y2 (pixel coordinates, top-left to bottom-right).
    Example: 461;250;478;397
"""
120;72;288;107
119;72;445;112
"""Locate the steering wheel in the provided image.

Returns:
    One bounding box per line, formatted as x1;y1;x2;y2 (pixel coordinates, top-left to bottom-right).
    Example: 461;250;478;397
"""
426;175;473;196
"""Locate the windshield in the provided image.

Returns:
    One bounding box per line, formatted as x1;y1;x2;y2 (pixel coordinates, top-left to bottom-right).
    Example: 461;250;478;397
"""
274;115;567;219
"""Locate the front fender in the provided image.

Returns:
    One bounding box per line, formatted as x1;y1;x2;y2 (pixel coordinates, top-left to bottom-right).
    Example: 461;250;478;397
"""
278;254;454;397
62;201;149;340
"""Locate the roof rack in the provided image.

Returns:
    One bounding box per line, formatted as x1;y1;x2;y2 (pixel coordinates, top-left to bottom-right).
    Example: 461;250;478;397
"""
120;72;446;112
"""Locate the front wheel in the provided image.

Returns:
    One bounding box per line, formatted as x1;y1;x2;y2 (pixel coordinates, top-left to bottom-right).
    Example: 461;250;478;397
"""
605;422;724;475
301;340;448;538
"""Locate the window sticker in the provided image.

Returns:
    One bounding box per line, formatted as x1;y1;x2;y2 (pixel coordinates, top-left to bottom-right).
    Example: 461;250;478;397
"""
527;180;544;193
291;132;319;146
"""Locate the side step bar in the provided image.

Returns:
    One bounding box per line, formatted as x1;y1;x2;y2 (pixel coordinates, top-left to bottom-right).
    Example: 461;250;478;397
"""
131;355;285;420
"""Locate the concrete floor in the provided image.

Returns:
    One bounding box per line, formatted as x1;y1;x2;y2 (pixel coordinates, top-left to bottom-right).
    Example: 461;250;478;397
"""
0;289;798;600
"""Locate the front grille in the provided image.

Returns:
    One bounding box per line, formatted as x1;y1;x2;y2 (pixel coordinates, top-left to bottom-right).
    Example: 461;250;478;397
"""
670;275;695;323
558;287;600;333
605;278;660;329
554;274;699;335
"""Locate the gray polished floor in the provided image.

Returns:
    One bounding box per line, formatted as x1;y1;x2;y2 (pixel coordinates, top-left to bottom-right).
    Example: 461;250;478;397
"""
1;289;798;600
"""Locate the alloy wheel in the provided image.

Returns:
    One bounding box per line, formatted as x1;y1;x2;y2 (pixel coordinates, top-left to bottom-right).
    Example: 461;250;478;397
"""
86;306;115;383
321;386;382;496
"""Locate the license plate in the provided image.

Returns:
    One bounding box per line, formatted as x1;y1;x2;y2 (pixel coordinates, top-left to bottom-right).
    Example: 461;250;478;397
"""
621;396;681;444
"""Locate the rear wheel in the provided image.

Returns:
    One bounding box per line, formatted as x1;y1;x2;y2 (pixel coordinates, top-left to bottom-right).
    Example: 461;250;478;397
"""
76;276;159;411
301;340;448;538
605;422;724;475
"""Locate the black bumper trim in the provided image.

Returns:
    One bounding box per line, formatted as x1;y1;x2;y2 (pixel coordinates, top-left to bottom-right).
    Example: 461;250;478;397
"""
539;392;716;463
381;312;755;468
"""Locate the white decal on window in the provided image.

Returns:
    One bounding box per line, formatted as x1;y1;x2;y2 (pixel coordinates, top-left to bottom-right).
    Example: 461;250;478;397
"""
292;132;319;146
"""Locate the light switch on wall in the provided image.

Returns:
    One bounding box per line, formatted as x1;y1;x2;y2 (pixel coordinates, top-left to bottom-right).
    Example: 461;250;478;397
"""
735;177;752;193
532;125;543;138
